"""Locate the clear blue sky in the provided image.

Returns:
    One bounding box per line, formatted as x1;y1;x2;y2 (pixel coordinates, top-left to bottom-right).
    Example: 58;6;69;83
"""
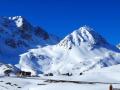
0;0;120;45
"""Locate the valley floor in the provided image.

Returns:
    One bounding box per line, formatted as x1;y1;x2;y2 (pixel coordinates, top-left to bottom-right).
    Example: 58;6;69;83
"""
1;64;120;90
0;76;120;90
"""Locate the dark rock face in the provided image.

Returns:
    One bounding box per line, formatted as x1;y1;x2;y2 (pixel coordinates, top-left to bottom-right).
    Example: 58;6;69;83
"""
18;17;33;33
5;39;17;48
20;33;32;40
5;39;29;48
35;27;49;40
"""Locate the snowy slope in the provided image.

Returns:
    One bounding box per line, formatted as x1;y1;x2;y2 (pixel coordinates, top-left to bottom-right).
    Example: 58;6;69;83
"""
1;64;120;90
0;63;18;76
117;43;120;49
19;26;120;75
30;64;120;90
0;16;59;64
43;64;120;83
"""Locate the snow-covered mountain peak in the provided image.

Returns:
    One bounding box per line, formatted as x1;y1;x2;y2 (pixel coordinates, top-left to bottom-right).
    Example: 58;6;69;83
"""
78;25;92;31
59;26;107;49
19;26;120;75
9;16;24;27
0;16;60;64
0;16;24;27
0;16;31;30
73;26;94;43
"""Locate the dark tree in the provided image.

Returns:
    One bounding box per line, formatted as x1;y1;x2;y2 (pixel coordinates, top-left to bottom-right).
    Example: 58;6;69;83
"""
4;69;12;76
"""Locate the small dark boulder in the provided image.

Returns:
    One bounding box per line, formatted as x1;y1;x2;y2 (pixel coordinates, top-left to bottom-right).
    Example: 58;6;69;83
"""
80;72;83;75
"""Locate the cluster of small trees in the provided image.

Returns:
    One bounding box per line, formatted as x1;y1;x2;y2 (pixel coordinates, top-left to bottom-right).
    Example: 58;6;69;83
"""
44;73;53;76
61;73;72;76
61;72;83;76
4;69;83;77
44;72;83;76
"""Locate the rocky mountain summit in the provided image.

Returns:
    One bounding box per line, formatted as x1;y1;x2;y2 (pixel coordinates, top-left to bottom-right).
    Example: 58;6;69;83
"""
0;16;59;64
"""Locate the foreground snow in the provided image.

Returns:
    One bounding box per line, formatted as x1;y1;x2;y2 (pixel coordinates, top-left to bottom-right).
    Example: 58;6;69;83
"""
0;77;45;90
26;83;109;90
1;64;120;90
0;76;119;90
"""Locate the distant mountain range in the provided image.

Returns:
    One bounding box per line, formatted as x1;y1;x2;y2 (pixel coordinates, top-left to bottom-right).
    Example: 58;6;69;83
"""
0;16;120;76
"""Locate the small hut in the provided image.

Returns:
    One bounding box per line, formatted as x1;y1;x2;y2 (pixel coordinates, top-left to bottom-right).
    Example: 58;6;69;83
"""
16;71;31;77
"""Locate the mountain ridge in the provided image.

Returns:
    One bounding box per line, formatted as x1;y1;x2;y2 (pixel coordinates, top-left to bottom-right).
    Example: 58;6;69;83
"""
0;16;60;64
59;26;108;50
19;26;120;75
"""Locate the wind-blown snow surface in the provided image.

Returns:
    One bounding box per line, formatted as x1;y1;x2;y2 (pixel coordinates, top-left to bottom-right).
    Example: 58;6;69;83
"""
27;64;120;90
1;64;120;90
0;16;59;64
19;26;120;75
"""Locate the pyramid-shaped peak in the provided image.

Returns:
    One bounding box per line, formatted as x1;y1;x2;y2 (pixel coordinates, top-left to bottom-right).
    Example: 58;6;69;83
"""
71;26;105;43
78;25;93;31
76;26;95;35
59;26;107;49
